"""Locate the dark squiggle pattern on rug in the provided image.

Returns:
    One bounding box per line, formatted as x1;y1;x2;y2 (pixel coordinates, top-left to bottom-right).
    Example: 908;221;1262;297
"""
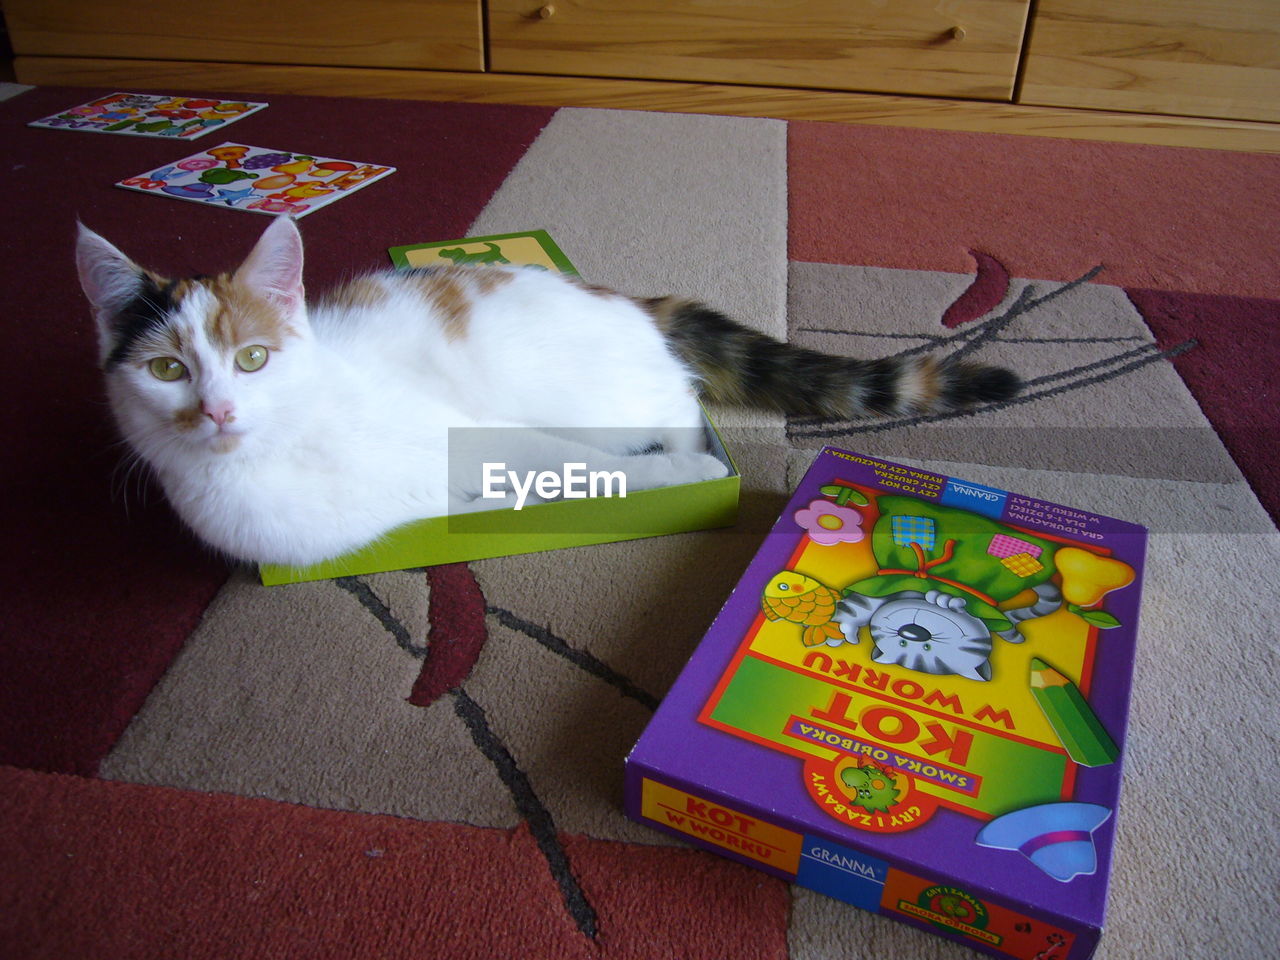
789;340;1196;440
799;330;1148;346
788;265;1196;439
451;687;600;939
882;266;1105;362
487;606;661;710
335;567;602;941
334;576;429;657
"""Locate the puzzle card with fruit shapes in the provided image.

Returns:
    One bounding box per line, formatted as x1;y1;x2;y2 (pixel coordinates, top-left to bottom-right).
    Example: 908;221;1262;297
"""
115;143;396;217
29;92;268;140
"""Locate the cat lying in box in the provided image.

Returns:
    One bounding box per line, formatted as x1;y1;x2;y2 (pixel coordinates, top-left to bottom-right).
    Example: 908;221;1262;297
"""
77;217;1019;567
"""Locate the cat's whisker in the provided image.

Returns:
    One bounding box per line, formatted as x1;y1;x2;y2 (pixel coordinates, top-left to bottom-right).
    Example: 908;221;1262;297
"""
107;445;152;515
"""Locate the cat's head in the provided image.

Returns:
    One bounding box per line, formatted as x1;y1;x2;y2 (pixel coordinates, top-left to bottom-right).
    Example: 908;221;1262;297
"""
77;216;311;462
866;593;995;681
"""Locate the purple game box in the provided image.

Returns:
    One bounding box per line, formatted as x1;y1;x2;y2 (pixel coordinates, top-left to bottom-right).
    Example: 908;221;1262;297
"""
625;447;1147;959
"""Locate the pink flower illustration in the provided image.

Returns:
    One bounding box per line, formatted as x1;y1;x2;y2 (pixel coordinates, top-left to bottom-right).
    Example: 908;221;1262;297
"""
794;499;865;545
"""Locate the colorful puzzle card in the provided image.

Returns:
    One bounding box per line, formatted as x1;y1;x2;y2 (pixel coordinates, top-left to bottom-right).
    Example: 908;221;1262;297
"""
389;230;578;274
626;447;1147;960
29;92;267;140
116;143;395;217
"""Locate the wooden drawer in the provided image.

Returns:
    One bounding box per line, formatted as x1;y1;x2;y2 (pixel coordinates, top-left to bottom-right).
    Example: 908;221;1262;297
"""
4;0;485;72
1020;0;1280;123
489;0;1031;101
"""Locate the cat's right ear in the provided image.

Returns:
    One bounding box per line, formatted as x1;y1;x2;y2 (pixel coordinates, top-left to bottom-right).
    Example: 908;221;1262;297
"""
76;224;145;364
237;215;305;317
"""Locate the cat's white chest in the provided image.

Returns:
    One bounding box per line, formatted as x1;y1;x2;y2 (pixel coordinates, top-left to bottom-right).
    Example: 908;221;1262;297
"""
155;377;457;566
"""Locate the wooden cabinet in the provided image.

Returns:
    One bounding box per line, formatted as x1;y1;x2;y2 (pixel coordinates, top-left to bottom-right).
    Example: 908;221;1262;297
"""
488;0;1031;101
1020;0;1280;123
5;0;1279;150
3;0;485;72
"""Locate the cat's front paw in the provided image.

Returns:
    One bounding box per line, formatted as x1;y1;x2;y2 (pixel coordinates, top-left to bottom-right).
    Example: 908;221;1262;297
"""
925;588;967;612
834;595;876;643
666;451;731;484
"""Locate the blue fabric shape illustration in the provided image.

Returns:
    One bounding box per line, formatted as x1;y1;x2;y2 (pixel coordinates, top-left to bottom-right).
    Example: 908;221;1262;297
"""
161;182;215;200
215;185;258;207
890;514;936;549
975;802;1112;882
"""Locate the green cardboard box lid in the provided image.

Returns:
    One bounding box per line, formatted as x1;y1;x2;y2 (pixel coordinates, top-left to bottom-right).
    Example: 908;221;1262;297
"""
260;231;740;585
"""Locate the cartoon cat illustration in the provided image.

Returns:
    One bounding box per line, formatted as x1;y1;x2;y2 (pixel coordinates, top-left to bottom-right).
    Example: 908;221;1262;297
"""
834;584;1062;681
765;494;1132;682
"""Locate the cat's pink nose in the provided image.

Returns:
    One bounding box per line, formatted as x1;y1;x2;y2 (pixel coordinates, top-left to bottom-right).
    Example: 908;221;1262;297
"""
202;401;235;427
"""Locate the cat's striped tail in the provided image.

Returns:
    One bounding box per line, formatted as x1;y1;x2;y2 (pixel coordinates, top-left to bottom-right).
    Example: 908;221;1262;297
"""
642;296;1021;419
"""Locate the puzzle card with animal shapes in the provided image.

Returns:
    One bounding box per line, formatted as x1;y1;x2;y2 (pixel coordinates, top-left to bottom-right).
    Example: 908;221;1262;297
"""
29;92;268;140
626;446;1148;960
115;143;395;217
388;230;578;274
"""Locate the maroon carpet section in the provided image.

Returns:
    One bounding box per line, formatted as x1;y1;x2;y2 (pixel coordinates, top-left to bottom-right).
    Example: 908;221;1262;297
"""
0;88;556;775
0;766;789;960
1126;287;1280;523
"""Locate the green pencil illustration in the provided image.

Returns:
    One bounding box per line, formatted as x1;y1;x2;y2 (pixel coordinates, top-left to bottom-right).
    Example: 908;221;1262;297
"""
1029;658;1119;767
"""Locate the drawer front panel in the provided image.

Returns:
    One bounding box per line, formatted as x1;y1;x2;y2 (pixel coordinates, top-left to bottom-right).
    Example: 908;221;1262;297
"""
1020;0;1280;122
490;0;1030;101
6;0;484;72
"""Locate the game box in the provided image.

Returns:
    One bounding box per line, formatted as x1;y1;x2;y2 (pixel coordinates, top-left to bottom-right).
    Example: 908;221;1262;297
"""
625;447;1147;959
260;231;739;584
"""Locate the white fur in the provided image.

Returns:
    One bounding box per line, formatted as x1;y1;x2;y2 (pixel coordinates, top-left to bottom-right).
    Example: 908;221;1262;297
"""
79;219;727;567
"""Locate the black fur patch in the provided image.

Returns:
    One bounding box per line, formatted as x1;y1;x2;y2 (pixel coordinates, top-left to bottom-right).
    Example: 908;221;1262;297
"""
662;301;898;417
859;358;901;415
940;362;1022;407
769;350;863;416
104;275;180;369
651;296;1021;418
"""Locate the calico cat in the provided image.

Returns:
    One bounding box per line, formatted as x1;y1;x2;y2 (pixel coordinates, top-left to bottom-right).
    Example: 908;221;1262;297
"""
76;216;1019;567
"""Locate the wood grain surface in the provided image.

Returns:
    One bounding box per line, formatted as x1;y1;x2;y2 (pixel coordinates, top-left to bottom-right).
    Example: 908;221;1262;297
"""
14;55;1280;154
1021;0;1280;122
4;0;484;72
488;0;1030;100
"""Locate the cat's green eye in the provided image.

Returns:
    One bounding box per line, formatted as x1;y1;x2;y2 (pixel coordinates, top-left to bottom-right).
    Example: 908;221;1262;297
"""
149;357;187;382
235;345;269;372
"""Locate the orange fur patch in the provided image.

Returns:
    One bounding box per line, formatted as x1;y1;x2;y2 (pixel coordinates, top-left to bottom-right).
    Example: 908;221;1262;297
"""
636;295;691;331
326;276;390;312
565;275;621;299
916;357;943;409
469;268;514;296
326;266;516;341
204;275;295;352
403;267;483;342
173;406;204;432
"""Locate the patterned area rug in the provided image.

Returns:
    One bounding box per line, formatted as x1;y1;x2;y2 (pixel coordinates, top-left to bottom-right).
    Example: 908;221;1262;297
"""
2;87;1277;959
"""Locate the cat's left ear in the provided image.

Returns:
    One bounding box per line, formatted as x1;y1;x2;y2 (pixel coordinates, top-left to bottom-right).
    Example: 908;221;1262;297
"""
237;215;305;316
76;224;144;320
76;224;148;364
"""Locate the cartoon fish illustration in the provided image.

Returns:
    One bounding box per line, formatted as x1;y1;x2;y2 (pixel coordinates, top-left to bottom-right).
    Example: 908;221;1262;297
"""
761;571;844;646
